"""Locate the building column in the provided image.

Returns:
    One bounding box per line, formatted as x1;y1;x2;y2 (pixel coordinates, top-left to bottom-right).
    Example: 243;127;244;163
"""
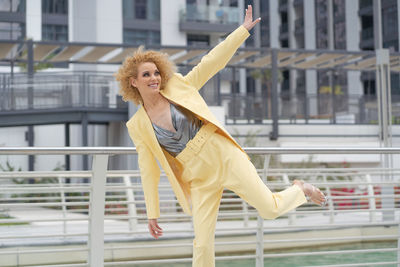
26;0;42;40
304;0;317;117
269;0;279;48
160;0;186;46
288;0;297;119
345;0;363;121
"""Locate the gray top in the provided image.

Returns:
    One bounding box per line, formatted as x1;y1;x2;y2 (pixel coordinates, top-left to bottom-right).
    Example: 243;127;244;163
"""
152;103;203;157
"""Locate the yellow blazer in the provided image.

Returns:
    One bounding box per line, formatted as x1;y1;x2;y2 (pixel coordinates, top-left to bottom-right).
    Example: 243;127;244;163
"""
126;26;250;219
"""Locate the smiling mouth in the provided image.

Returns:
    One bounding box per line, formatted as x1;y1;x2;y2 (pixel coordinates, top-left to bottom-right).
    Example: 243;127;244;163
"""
148;83;159;88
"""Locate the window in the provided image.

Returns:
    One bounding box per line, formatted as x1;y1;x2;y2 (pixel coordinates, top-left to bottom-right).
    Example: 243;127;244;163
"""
42;24;68;41
187;34;209;46
123;0;160;20
0;0;25;12
42;0;68;14
135;0;146;19
383;7;398;38
123;29;160;45
0;22;24;40
0;0;25;40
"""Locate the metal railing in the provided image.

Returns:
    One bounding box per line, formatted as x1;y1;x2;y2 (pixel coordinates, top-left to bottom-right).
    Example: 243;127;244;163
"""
179;4;239;25
2;71;400;125
223;93;400;124
0;147;399;267
0;72;127;111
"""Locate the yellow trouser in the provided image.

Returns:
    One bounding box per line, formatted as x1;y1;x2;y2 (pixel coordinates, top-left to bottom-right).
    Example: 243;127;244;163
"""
176;123;307;267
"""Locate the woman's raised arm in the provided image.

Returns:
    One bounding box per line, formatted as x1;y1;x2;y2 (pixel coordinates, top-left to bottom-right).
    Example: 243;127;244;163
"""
242;5;261;31
183;5;260;90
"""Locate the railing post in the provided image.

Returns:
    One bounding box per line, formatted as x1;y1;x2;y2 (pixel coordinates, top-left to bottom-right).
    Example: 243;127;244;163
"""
123;175;138;231
256;155;270;267
365;174;376;222
282;174;296;225
323;174;334;223
58;175;67;236
255;215;264;267
242;199;249;227
397;220;400;266
270;49;279;140
88;154;109;267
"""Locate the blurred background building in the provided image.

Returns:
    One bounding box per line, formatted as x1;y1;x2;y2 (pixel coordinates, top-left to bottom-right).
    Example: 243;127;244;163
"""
0;0;399;172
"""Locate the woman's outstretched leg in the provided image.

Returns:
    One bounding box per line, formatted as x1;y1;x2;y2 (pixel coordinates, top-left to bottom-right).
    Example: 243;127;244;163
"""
217;135;325;219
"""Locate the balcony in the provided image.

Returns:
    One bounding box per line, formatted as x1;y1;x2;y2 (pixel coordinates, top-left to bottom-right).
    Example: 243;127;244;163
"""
179;4;239;33
0;72;128;127
222;92;400;125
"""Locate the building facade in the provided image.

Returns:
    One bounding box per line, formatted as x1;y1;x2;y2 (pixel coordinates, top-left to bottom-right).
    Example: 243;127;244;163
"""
0;0;399;171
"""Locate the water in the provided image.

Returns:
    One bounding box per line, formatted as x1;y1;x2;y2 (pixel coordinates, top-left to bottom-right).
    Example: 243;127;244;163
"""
133;241;397;267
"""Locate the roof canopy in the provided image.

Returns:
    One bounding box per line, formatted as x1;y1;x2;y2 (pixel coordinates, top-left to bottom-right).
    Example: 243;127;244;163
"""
1;39;399;71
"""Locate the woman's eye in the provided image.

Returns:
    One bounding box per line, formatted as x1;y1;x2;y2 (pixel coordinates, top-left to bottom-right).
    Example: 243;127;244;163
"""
155;71;160;76
143;73;149;77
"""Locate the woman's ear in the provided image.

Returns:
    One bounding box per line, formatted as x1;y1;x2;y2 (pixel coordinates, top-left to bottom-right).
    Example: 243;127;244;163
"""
130;77;136;88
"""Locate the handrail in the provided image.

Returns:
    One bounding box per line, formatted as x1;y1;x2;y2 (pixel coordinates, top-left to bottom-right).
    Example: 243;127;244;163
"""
0;146;400;154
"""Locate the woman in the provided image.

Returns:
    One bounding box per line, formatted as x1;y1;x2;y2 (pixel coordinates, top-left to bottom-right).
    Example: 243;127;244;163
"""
116;5;326;267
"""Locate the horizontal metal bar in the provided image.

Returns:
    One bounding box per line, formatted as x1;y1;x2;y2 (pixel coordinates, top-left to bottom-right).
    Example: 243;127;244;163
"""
27;264;89;267
302;261;399;267
0;187;91;192
99;220;399;236
0;247;89;255
1;167;394;176
0;217;88;223
103;254;258;266
0;202;89;208
263;247;398;258
0;147;400;155
262;235;399;244
0;233;88;239
102;235;399;251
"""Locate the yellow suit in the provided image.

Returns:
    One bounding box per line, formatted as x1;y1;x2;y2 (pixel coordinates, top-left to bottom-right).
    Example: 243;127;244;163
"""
126;25;307;267
126;26;251;219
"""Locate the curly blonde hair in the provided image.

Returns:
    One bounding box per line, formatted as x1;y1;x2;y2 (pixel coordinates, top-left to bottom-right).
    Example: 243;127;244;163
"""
115;46;176;105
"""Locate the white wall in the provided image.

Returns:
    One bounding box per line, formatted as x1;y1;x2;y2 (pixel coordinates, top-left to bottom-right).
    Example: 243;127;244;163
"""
69;0;97;42
0;127;28;171
96;0;123;73
26;0;41;40
34;125;65;171
160;0;186;46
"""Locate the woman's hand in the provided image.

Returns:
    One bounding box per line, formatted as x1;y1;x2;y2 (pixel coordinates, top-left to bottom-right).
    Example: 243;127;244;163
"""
148;218;163;239
242;5;261;31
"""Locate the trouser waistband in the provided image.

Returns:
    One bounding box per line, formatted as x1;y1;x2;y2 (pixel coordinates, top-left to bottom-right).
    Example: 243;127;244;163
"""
175;122;218;165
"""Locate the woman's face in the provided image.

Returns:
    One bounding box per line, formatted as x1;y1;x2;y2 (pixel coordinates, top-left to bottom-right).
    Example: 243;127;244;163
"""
131;62;161;97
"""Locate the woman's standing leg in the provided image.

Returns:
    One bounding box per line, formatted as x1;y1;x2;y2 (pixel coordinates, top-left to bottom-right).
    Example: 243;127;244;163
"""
190;184;224;267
